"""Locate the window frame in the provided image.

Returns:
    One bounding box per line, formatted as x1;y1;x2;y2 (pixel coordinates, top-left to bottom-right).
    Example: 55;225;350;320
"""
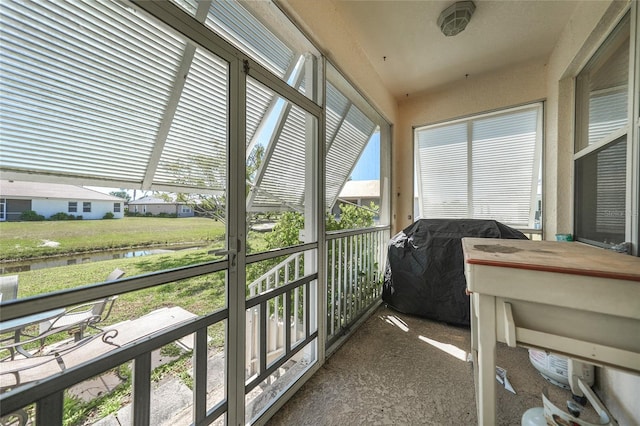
83;202;91;213
573;7;638;254
414;102;544;231
68;201;78;213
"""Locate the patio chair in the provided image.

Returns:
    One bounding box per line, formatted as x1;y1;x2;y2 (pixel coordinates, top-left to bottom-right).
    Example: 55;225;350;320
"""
38;268;125;342
0;275;20;359
0;274;19;302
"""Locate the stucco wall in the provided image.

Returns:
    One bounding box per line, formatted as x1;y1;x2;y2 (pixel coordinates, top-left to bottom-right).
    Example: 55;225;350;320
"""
277;0;397;124
399;1;638;422
32;199;124;220
544;1;638;423
397;1;638;422
543;0;627;240
395;57;548;232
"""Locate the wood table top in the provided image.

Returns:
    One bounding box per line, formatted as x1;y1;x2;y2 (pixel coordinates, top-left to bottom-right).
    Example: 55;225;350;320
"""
461;238;640;282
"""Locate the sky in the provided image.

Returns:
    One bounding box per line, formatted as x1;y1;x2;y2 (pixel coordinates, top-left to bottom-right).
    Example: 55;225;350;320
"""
350;132;380;181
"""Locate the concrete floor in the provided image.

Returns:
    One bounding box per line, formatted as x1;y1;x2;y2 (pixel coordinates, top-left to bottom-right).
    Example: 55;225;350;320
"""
267;304;577;426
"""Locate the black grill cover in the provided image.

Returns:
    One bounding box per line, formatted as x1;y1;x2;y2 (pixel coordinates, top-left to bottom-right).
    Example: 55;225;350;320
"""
382;219;528;326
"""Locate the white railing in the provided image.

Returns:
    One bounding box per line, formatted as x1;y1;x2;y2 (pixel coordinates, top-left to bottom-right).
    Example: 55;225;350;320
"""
248;253;304;298
325;226;389;347
246;253;306;378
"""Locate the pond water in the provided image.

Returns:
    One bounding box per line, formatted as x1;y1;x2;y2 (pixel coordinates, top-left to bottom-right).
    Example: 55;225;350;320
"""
0;247;186;274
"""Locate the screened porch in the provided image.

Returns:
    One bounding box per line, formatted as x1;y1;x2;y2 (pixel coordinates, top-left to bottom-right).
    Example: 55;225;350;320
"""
1;0;639;425
0;1;391;424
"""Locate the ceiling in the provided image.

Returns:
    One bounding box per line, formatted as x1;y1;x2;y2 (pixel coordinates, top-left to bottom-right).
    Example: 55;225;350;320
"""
333;0;581;99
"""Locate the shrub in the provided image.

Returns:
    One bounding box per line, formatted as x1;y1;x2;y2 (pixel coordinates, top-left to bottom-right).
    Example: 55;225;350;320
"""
50;212;74;221
76;215;83;220
20;210;45;221
103;212;115;219
145;212;154;217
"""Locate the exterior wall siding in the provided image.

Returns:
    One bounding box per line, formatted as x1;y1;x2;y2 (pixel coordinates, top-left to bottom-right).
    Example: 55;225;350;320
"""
31;199;124;220
130;204;194;217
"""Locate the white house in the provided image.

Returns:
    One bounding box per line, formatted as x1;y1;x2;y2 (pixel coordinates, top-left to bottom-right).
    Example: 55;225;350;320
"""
337;179;379;208
0;180;126;221
333;179;380;220
127;195;194;218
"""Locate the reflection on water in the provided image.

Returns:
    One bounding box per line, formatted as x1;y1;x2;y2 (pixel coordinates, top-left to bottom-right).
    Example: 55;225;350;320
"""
1;248;182;274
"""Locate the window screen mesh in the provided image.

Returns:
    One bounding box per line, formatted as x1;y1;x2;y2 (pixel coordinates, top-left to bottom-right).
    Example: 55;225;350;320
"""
575;137;626;244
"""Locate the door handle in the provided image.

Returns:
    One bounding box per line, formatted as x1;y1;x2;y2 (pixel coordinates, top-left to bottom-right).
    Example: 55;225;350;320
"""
209;249;238;267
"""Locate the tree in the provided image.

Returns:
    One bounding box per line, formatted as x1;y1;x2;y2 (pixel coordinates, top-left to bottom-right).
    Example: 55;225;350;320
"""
176;192;226;222
110;190;131;202
262;202;376;251
326;202;377;232
162;144;267;224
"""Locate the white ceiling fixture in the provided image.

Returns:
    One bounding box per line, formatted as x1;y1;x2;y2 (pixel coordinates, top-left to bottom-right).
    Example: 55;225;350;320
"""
438;1;476;37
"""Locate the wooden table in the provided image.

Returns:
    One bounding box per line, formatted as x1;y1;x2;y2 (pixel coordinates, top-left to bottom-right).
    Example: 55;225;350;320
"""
461;238;640;425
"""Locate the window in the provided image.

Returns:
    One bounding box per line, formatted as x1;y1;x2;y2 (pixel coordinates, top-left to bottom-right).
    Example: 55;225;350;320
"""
181;206;191;213
324;62;390;230
68;202;77;213
83;202;91;213
574;12;636;250
414;103;543;229
114;203;121;213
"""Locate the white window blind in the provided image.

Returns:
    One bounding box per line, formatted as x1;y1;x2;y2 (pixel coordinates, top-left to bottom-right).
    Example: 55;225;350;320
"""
415;123;468;219
415;104;542;228
472;109;538;225
595;139;626;235
246;77;310;211
575;14;629;151
587;89;628;145
153;47;228;190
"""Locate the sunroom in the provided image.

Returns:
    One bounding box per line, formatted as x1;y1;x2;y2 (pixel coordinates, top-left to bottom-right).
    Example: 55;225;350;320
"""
0;0;638;425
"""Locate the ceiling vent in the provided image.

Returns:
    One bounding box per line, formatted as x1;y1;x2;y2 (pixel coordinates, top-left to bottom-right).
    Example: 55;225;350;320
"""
437;1;476;37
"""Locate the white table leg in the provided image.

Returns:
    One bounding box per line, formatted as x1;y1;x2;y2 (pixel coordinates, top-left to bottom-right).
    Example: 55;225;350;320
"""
470;293;479;413
471;293;478;355
476;294;496;426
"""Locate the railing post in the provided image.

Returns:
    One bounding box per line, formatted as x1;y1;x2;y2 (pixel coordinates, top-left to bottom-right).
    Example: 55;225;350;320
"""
37;391;63;425
133;352;152;426
193;328;208;424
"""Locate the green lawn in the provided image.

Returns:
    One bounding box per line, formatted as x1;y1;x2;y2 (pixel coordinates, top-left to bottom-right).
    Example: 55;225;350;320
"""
0;217;281;424
1;217;230;348
0;218;273;347
0;216;226;261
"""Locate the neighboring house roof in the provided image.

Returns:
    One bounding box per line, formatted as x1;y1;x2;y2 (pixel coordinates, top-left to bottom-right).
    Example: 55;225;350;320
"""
0;180;125;201
128;196;182;205
338;180;380;199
